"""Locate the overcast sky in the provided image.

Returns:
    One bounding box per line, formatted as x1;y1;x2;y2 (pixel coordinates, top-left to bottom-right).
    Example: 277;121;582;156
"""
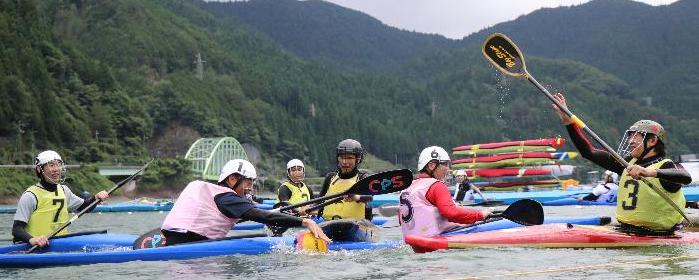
322;0;680;39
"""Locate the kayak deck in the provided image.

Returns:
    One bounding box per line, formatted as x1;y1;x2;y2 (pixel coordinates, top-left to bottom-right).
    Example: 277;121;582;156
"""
406;223;699;252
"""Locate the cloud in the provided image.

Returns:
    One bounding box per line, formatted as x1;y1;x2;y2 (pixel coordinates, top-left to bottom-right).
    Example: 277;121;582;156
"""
323;0;679;39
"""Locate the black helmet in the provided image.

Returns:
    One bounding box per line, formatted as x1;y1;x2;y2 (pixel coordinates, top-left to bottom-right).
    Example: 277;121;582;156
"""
337;139;364;163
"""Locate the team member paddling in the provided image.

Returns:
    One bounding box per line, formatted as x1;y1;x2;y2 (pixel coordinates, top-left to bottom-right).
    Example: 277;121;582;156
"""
12;150;109;247
318;139;372;220
553;93;691;235
276;159;314;215
161;159;330;245
400;146;490;238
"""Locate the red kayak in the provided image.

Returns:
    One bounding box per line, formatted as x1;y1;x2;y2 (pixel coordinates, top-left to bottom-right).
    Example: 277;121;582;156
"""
453;138;565;151
453;152;577;164
405;224;699;252
463;168;551;178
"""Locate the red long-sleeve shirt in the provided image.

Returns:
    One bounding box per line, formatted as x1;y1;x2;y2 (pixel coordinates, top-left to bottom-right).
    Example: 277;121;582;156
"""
420;174;485;224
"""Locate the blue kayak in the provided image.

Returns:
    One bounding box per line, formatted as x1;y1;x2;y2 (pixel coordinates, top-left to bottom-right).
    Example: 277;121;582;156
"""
0;234;401;267
543;197;616;206
370;190;586;206
0;233;136;254
442;216;612;235
0;218;399;268
231;216;390;230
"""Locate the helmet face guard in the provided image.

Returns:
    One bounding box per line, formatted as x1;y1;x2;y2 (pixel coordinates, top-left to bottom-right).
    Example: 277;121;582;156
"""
617;130;651;159
617;120;664;160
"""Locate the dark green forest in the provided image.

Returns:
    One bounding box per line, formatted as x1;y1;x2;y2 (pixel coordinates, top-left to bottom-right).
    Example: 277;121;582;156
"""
1;0;697;197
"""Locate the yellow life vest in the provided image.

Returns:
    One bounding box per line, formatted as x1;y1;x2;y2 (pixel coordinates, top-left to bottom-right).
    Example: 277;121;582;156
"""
616;159;686;230
276;181;311;205
321;174;365;220
25;185;70;237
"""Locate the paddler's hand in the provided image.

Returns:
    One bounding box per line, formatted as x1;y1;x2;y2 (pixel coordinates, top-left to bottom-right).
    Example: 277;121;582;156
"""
297;205;311;216
626;164;657;180
301;218;332;243
480;209;492;220
29;235;49;247
344;194;360;202
552;93;573;125
95;190;109;201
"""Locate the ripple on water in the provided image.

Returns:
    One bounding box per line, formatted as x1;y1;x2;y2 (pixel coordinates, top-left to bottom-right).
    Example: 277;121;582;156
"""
2;207;699;279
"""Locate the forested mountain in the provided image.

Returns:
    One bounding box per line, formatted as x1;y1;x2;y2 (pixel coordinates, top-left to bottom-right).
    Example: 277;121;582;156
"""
460;0;699;119
1;0;698;196
199;0;458;72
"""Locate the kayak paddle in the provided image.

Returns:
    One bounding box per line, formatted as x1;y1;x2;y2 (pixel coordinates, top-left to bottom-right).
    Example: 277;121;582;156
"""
268;169;413;235
26;160;153;254
482;33;690;225
275;168;413;213
443;199;544;234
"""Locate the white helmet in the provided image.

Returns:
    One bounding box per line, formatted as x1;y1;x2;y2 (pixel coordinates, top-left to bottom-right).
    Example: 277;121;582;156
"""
218;159;257;183
455;170;466;176
35;150;63;166
286;159;304;171
417;146;451;171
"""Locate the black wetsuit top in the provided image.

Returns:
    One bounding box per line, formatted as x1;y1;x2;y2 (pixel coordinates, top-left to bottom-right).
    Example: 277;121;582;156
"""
566;124;691;192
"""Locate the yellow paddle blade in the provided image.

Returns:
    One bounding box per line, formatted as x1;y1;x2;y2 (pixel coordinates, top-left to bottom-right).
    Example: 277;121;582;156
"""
295;231;328;253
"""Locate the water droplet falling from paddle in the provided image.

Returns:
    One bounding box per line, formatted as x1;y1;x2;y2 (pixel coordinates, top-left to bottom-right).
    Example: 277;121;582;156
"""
494;71;512;138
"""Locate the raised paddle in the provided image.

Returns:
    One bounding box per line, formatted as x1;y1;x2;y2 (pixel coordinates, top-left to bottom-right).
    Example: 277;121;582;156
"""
442;199;544;234
26;160;153;254
482;33;690;224
267;169;413;235
275;169;413;213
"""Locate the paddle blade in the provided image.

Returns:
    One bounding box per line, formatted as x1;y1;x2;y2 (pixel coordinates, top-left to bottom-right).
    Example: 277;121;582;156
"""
348;169;413;196
482;33;527;78
501;199;544;226
295;231;328;253
133;228;166;249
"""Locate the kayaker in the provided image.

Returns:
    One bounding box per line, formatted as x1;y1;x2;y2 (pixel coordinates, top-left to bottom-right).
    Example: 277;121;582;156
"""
399;146;491;237
453;170;484;202
578;170;619;203
276;159;315;215
161;159;330;245
12;150;109;247
317;139;373;220
552;93;691;235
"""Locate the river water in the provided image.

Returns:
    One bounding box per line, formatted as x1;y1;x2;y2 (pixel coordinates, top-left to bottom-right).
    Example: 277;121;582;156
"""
1;205;698;279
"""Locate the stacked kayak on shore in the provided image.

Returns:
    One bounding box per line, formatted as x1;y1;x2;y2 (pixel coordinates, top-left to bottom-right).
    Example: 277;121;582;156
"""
452;152;578;170
450;138;580;191
452;138;565;157
406;223;699;252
